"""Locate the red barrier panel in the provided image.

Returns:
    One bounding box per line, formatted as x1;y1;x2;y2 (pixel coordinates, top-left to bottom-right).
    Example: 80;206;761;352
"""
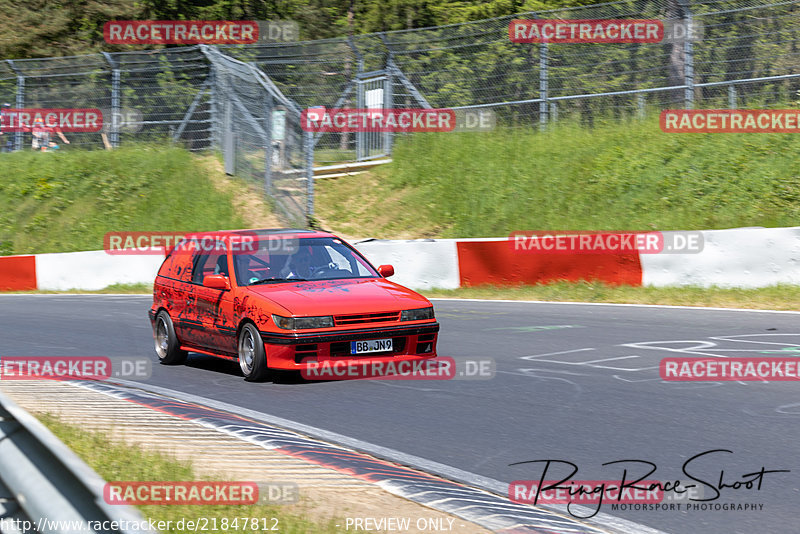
0;255;37;291
456;240;642;287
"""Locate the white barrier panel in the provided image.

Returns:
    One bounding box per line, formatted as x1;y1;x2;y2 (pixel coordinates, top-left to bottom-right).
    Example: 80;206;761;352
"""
354;239;460;290
641;227;800;288
36;250;164;291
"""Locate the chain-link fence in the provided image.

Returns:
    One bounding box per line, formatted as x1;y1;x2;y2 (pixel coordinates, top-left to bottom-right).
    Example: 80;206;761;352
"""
1;0;798;226
0;47;211;151
223;0;800;130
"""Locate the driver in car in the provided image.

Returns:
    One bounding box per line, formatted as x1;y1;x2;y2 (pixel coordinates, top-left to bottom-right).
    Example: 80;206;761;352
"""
282;247;318;279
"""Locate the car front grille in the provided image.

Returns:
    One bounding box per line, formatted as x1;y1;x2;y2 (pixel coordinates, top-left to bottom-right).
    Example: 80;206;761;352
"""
294;343;318;363
334;311;400;326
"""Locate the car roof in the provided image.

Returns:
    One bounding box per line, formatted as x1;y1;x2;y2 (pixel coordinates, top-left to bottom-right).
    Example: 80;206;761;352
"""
183;228;335;239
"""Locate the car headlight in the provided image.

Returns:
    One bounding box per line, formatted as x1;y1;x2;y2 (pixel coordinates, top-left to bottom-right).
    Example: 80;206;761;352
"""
272;314;334;330
400;307;434;321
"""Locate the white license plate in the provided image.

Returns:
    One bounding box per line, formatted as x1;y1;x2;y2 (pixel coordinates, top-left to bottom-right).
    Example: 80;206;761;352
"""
351;338;393;354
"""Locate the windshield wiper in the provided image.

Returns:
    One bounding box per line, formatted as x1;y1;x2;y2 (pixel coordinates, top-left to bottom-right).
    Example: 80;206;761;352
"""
249;277;309;285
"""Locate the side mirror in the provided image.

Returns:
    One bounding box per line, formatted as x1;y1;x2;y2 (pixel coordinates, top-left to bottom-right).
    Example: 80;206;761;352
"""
203;274;230;290
377;264;394;278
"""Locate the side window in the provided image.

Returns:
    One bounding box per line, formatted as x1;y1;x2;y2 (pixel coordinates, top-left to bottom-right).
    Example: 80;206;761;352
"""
354;261;373;276
191;251;228;284
234;250;273;285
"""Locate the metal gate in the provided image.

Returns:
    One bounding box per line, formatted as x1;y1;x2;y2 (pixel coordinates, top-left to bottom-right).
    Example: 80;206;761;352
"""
356;73;391;161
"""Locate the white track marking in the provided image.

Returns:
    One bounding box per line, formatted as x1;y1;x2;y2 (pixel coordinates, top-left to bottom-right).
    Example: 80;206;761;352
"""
430;297;800;314
520;348;596;361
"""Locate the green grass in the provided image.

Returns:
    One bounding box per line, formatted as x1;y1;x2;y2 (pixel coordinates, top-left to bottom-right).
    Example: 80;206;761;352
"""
0;145;248;256
314;148;358;165
37;413;342;534
317;116;800;238
423;282;800;311
5;283;153;294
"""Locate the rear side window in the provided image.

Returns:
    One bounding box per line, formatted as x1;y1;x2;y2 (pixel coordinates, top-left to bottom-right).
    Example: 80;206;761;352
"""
157;242;194;282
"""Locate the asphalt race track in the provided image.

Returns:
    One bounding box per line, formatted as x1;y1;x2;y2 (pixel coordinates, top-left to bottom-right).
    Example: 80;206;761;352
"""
1;295;799;534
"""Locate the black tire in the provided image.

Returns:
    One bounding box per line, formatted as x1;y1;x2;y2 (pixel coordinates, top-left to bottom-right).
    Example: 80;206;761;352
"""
154;310;187;365
238;323;270;382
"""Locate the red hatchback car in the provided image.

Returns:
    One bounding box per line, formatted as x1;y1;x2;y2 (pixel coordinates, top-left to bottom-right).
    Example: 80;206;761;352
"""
149;229;439;381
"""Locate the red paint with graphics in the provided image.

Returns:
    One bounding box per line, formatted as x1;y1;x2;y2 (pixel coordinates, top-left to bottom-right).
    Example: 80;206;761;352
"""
149;229;439;381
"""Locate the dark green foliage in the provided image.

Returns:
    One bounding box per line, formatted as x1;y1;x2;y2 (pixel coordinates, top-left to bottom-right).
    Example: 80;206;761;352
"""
0;0;631;59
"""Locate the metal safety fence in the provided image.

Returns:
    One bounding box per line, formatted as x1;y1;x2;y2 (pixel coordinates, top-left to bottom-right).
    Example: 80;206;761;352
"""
202;46;311;227
1;0;798;226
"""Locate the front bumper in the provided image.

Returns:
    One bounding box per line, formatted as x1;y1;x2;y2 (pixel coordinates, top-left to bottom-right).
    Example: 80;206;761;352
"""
260;322;439;370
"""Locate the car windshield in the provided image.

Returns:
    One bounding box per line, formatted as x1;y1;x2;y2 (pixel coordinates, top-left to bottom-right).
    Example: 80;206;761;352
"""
232;236;379;286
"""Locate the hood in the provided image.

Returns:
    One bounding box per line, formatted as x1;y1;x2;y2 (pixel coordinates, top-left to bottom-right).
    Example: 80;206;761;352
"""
244;277;431;317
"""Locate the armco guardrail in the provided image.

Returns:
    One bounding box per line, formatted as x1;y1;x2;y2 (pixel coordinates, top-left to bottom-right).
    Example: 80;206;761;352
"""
0;227;799;291
0;390;155;534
